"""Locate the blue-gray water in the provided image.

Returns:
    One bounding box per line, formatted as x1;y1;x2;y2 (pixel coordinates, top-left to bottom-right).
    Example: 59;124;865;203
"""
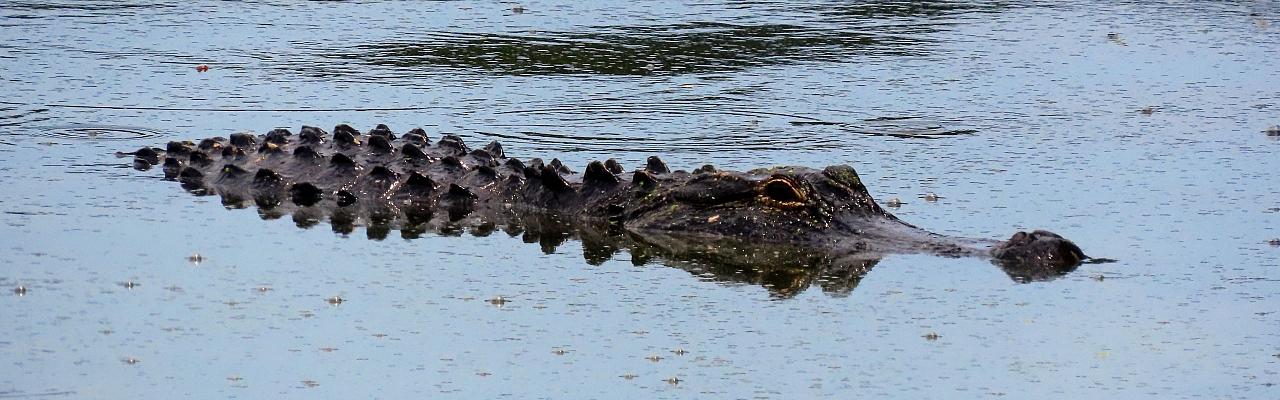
2;1;1278;398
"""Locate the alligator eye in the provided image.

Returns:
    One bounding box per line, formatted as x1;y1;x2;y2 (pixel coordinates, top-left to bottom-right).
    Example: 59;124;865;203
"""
759;178;807;208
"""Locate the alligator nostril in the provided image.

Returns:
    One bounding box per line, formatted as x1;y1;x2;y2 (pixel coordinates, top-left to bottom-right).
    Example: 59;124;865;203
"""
1031;230;1064;240
1009;231;1029;243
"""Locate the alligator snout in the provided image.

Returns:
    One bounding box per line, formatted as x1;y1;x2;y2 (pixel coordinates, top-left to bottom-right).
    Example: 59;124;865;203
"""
990;230;1085;269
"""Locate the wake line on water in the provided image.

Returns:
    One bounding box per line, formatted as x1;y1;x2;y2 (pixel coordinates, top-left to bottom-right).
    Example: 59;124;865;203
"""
0;101;976;140
2;103;452;112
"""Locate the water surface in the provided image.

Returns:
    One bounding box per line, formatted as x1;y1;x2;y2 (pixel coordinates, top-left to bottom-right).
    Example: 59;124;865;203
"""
2;1;1279;398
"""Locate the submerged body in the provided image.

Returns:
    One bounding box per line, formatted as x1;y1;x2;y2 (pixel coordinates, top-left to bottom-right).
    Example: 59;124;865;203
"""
125;123;1085;288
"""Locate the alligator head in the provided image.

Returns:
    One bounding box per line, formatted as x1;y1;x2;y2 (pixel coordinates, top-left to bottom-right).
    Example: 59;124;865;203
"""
615;163;1086;272
619;164;887;242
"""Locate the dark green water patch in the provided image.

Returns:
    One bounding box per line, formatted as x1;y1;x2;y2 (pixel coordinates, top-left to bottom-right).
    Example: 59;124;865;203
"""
799;1;1008;19
320;22;933;76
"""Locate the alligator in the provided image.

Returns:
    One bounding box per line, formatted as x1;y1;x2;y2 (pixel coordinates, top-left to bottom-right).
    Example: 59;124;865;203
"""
122;123;1087;296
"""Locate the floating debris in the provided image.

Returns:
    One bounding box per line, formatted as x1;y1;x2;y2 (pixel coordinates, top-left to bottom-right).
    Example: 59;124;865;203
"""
1106;32;1127;46
665;376;682;385
671;347;687;356
195;65;210;73
885;197;903;208
511;5;525;14
122;357;141;365
1138;106;1155;115
645;355;663;362
120;281;139;289
488;296;508;306
187;253;205;264
923;332;941;341
13;285;26;296
620;373;637;380
1265;125;1280;136
1268;238;1280;246
551;348;568;355
300;380;318;388
922;193;941;202
326;296;344;305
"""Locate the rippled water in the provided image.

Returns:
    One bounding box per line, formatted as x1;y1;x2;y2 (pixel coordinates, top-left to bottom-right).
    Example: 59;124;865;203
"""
2;1;1279;398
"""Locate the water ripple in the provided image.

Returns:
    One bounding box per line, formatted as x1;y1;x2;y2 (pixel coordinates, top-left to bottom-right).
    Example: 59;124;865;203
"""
0;105;51;128
36;124;166;141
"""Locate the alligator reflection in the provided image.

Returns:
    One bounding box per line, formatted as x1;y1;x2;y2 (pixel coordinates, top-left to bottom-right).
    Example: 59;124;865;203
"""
229;193;1072;299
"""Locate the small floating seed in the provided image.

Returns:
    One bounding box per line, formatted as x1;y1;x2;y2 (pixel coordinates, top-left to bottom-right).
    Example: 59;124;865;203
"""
923;332;941;341
885;198;903;208
671;348;687;356
13;285;26;296
187;253;204;264
326;296;344;305
665;376;681;385
645;355;663;362
620;373;637;380
488;296;508;306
